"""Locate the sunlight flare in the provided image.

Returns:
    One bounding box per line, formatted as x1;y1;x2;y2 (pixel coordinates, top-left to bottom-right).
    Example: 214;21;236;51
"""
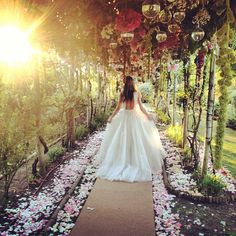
0;25;34;65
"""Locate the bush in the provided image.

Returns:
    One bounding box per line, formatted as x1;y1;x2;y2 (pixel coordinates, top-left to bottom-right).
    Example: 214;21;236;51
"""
90;112;109;132
201;174;226;196
75;124;89;140
48;146;66;162
156;110;171;125
138;82;154;103
166;125;183;146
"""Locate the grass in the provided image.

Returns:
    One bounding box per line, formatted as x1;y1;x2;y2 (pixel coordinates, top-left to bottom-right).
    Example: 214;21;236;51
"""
173;107;236;178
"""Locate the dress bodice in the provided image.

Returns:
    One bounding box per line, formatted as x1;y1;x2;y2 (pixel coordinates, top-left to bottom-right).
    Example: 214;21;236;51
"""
122;91;138;110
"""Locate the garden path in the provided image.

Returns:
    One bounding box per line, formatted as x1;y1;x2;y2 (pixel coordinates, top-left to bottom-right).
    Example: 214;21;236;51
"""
70;178;155;236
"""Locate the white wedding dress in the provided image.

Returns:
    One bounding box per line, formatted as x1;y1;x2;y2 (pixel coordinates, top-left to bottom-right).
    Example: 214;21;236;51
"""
96;92;165;182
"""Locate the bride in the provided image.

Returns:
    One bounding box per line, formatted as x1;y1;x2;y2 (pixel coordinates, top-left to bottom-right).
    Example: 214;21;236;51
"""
96;75;165;182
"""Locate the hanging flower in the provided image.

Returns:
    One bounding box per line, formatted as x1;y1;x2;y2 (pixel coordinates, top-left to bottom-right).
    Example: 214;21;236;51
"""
115;8;142;33
192;8;211;26
167;63;179;72
101;24;115;40
130;40;139;51
136;25;147;38
158;34;179;51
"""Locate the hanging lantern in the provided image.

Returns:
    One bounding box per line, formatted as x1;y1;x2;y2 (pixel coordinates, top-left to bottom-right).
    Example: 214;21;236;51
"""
168;23;180;33
159;8;172;23
142;0;161;19
121;32;134;43
173;11;185;23
156;31;167;43
109;42;118;48
166;0;175;2
191;27;205;42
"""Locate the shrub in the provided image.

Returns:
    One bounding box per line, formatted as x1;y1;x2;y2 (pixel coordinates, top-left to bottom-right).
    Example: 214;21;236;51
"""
201;174;226;196
75;124;89;140
156;110;171;125
183;146;191;159
90;112;109;131
166;125;183;146
48;146;66;162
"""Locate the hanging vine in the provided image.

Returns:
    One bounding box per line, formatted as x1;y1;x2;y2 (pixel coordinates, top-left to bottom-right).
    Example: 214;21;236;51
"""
214;0;236;169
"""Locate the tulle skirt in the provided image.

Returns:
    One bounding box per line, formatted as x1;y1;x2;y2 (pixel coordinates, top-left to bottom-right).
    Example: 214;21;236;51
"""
96;108;165;182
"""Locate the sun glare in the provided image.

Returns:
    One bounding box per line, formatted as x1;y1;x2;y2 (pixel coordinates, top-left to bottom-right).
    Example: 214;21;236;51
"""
0;25;34;65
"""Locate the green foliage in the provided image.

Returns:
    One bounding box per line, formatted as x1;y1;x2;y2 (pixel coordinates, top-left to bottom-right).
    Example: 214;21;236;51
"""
75;124;89;140
138;82;154;103
213;101;220;118
48;146;66;162
183;146;191;159
201;174;226;196
166;125;183;146
0;83;32;198
90;112;109;131
155;110;171;125
215;19;236;169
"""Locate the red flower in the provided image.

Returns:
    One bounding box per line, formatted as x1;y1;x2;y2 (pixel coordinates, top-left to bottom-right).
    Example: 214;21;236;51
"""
115;8;142;32
130;40;138;51
136;25;147;38
158;34;179;50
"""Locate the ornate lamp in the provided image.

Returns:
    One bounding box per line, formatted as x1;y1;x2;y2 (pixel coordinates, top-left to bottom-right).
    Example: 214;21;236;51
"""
109;42;118;48
173;11;185;23
120;32;134;43
191;27;205;42
168;23;180;34
142;0;161;19
159;8;172;23
156;31;167;43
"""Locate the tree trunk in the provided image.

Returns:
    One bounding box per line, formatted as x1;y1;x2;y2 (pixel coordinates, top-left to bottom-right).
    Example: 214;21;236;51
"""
202;50;216;177
182;58;190;148
66;107;75;149
34;58;46;177
166;71;171;118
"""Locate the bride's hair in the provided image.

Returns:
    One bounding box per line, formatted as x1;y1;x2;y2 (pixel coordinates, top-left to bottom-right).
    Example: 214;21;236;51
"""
122;75;137;101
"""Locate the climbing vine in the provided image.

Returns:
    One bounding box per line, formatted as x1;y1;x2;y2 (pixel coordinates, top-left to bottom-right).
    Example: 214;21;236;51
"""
214;0;236;169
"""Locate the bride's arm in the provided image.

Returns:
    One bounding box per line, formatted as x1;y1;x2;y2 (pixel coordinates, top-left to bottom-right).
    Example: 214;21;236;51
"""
137;92;152;120
108;93;123;123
